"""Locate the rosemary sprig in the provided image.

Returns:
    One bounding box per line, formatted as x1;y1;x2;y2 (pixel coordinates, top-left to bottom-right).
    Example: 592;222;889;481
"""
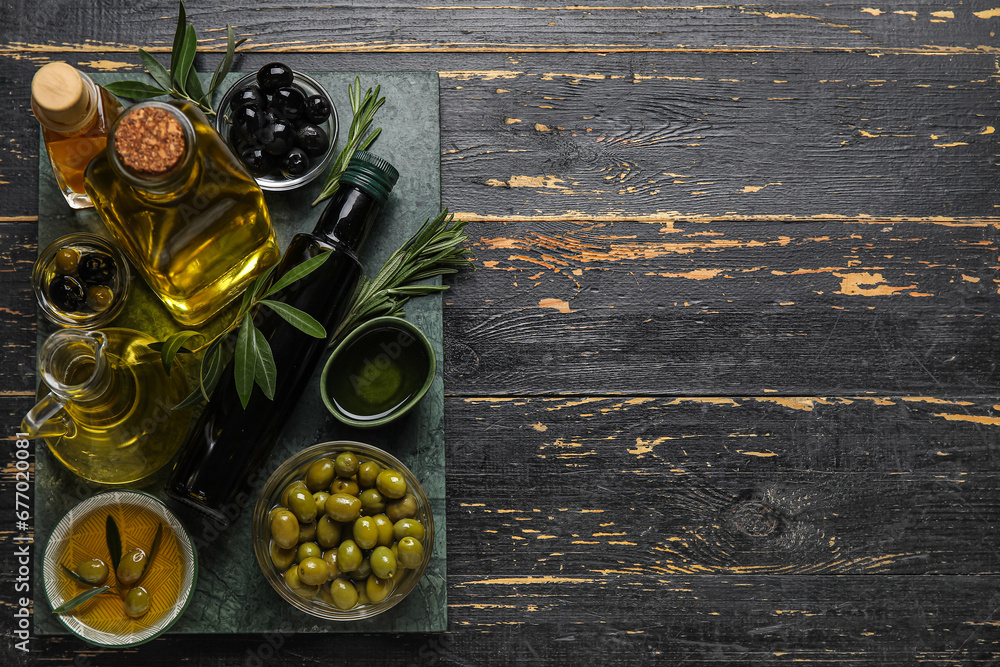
102;1;246;116
312;77;385;206
332;209;474;341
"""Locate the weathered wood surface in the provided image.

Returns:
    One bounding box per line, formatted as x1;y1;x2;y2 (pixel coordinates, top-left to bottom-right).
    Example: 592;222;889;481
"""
1;1;999;665
1;52;998;218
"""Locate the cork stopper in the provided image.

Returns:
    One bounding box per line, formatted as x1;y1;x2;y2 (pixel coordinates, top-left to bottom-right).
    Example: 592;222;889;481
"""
31;62;91;127
113;106;187;178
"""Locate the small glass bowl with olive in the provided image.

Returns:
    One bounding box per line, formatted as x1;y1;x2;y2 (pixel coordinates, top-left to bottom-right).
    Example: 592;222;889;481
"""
252;441;434;620
33;233;130;329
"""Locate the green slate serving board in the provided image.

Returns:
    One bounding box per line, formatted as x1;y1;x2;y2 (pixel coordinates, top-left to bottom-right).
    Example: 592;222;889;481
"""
33;71;447;635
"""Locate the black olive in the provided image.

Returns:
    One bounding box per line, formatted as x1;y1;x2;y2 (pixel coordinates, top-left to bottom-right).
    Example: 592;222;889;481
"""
297;124;329;158
232;105;267;144
228;126;250;154
303;95;331;124
230;84;267;113
256;62;293;95
270;86;306;123
49;275;86;312
282;148;310;178
240;146;276;176
77;252;116;286
260;118;297;157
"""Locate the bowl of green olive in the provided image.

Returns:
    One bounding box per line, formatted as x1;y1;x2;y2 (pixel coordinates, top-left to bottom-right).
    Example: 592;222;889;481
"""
252;441;434;620
41;489;198;647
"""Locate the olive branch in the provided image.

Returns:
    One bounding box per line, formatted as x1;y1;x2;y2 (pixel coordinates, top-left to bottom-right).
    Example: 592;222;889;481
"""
101;1;245;116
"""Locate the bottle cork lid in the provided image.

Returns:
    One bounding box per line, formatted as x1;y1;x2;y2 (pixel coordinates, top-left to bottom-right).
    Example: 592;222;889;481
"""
31;62;90;126
113;106;187;178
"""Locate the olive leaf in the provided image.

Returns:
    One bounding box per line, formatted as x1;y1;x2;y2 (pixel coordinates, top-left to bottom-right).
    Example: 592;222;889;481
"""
170;0;187;75
52;586;111;615
262;251;330;299
257;301;326;338
159;330;203;372
252;327;277;400
60;563;95;587
106;515;122;572
103;80;168;100
134;524;164;587
138;49;172;90
234;312;257;409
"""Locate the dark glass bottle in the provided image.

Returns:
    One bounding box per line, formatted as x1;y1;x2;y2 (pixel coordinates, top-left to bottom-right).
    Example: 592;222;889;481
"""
165;151;399;526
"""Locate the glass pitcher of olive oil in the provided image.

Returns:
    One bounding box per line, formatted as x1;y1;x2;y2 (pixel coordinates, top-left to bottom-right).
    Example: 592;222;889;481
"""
22;328;191;485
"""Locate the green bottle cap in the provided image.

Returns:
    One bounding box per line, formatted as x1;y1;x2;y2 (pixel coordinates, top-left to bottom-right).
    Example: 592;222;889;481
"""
340;151;399;205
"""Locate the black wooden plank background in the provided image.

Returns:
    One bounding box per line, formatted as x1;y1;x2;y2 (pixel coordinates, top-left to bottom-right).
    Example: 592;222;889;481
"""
1;1;999;665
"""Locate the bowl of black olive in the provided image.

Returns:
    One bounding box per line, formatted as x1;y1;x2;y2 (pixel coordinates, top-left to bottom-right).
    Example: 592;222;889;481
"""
32;233;131;329
216;63;338;191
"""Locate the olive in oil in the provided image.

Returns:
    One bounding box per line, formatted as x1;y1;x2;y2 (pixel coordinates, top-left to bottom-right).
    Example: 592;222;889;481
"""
326;326;431;421
85;100;279;327
50;503;185;631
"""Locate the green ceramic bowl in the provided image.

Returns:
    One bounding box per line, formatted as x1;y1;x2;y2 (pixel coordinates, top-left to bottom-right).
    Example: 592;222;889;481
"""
320;316;436;428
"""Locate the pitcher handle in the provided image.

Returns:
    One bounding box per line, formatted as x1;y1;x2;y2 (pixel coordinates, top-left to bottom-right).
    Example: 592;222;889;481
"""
22;392;77;439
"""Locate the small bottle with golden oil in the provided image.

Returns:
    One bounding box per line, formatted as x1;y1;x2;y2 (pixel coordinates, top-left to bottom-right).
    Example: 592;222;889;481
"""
31;62;124;209
84;100;280;327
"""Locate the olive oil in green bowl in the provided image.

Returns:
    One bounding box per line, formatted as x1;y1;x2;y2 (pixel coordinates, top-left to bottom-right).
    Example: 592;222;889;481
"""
321;316;436;427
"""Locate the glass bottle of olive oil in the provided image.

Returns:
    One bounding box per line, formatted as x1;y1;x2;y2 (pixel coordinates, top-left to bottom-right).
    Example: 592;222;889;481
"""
31;62;123;209
84;100;279;327
166;151;399;526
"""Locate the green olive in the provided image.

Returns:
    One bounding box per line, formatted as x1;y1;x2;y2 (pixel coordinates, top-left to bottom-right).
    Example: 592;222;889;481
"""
298;520;317;543
353;516;379;550
359;488;385;515
357;461;381;489
296;541;322;563
54;247;80;274
354;580;371;605
313;491;331;517
325;493;362;523
284;564;303;589
305;457;336;492
281;480;309;508
322;549;341;579
270;509;300;550
86;285;114;312
329;577;358;610
75;558;108;585
336;539;362;572
317;582;334;605
123;586;150;618
373;513;394;547
334;451;359;478
316;515;343;548
349;557;372;582
298;556;330;586
385;493;418;522
293;584;319;599
397;536;425;569
376;469;407;499
366;575;394;603
370;545;398;580
288;488;318;524
393;518;425;542
116;547;147;587
270;542;296;570
330;477;360;497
